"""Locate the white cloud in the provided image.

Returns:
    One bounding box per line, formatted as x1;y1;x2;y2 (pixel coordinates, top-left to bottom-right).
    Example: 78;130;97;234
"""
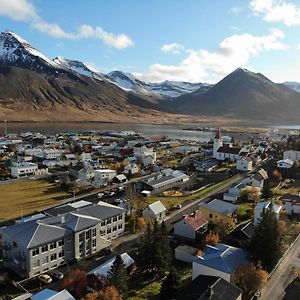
0;0;37;21
0;0;134;49
161;43;185;54
134;29;287;83
231;6;244;15
250;0;300;26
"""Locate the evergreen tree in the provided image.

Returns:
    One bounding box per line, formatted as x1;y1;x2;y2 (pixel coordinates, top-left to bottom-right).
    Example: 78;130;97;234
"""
261;179;272;199
107;255;128;294
138;223;154;270
250;204;282;271
160;268;182;300
159;222;172;274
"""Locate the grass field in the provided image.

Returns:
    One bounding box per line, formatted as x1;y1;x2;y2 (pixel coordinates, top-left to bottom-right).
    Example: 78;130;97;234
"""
0;179;70;222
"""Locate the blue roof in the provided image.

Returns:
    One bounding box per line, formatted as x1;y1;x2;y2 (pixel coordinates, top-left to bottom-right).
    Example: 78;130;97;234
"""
193;243;250;274
32;289;57;300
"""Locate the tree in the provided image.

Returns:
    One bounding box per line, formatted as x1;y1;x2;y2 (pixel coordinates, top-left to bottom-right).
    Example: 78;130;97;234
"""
160;268;182;300
81;286;123;300
247;186;260;203
204;231;219;246
250;204;282;271
272;170;282;182
214;216;237;237
61;268;87;299
261;179;272;199
293;160;299;168
234;263;268;299
107;255;128;294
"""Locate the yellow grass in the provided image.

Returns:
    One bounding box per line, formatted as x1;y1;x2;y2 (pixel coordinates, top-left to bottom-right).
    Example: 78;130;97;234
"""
0;179;70;221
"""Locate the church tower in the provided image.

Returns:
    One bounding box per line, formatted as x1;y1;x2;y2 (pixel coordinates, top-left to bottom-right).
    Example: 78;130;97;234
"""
213;128;223;158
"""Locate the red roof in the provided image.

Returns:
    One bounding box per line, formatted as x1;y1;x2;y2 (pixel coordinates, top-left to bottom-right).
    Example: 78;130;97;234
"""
215;128;222;140
184;212;208;230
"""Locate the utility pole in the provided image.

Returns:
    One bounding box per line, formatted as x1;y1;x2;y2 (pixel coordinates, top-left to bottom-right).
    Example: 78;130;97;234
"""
4;120;7;137
19;205;23;220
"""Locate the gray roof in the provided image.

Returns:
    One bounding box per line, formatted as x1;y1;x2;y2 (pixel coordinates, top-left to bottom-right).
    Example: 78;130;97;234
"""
147;201;166;215
199;199;237;216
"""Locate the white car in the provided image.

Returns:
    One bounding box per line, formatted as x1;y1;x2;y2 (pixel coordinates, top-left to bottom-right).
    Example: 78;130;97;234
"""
97;192;104;198
115;198;124;204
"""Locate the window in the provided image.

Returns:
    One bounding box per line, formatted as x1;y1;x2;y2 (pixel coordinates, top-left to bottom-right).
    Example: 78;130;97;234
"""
100;230;106;236
13;241;17;248
79;243;84;253
113;226;117;232
118;224;123;230
113;216;117;222
86;230;91;240
32;248;39;256
101;221;105;227
50;253;57;261
92;228;96;237
79;233;84;243
92;239;96;248
107;228;112;234
41;245;48;253
42;256;49;265
58;240;64;247
107;218;112;224
118;215;123;220
43;268;49;272
50;242;56;250
33;259;40;268
59;250;65;258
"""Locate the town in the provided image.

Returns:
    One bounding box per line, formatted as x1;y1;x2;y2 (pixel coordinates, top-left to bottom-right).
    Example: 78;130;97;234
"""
0;126;299;300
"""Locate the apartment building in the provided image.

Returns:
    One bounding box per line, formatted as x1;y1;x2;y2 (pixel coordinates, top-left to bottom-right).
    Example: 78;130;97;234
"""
1;201;125;278
10;162;38;178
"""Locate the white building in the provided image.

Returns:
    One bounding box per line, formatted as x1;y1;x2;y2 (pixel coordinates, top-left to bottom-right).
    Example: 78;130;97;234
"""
254;201;281;225
277;159;294;169
124;163;139;175
280;194;300;215
236;157;253;172
93;169;117;187
213;129;223;159
133;144;156;166
243;169;268;189
283;150;300;162
142;201;166;223
11;162;38;178
34;149;62;160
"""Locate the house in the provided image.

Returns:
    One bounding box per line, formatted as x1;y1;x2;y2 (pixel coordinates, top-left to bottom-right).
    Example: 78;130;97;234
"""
192;243;250;282
174;212;208;241
32;289;75;300
277;159;294;169
179;275;242;300
194;159;218;172
124;163;139;175
199;199;238;221
113;174;128;184
93;169;117;187
174;145;199;155
283;150;300;162
80;152;92;162
243;169;268;189
254;201;281;225
1;201;125;278
10;162;38;178
280;193;300;215
34;149;62;160
225;222;255;248
142;201;166;223
88;252;135;278
223;182;247;202
236;157;253;172
133;144;156;166
69;163;95;182
138;168;189;193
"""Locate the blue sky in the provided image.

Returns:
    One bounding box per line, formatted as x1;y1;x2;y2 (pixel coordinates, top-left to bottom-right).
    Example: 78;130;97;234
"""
1;0;300;83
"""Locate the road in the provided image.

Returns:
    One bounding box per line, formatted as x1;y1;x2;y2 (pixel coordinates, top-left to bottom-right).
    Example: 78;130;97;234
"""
260;235;300;300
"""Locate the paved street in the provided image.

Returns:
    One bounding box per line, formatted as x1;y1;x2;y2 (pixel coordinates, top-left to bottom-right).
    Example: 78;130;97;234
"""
260;235;300;300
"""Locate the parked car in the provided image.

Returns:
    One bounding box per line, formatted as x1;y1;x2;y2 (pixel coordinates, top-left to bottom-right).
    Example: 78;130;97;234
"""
68;257;79;265
38;274;52;284
48;269;64;280
97;192;105;198
176;204;182;209
118;186;125;192
115;198;124;204
99;247;112;256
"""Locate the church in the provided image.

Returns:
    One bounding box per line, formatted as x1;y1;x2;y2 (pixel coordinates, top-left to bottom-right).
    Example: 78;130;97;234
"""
213;129;248;161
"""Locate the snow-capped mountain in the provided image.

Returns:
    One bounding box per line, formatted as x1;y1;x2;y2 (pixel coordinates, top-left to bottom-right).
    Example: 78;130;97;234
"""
107;70;212;98
53;56;106;81
283;81;300;93
0;30;61;73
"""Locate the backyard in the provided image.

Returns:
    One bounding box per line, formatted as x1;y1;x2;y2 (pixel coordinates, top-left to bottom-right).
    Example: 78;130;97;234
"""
0;179;70;222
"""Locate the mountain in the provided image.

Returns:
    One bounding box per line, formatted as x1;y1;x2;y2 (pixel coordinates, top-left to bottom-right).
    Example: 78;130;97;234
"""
53;56;106;81
107;70;211;98
174;68;300;123
0;30;170;122
283;81;300;93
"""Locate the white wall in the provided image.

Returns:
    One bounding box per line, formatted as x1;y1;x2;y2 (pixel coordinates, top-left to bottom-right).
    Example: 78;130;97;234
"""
192;261;231;282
